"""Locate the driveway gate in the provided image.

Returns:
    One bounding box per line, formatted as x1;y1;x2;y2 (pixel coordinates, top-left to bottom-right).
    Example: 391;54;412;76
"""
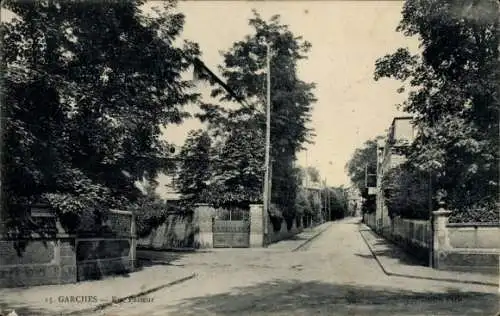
212;207;250;248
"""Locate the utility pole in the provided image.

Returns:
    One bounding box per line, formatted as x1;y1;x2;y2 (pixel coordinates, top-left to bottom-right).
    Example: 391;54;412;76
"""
263;43;272;217
428;171;433;268
328;185;331;221
364;163;368;188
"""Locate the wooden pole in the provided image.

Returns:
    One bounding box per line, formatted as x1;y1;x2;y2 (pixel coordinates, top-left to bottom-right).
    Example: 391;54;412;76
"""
263;43;271;217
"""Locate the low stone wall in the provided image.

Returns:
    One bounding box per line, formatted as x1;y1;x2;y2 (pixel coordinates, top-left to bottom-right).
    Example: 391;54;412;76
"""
447;224;499;249
264;210;302;246
138;204;303;249
366;205;498;274
76;237;132;281
0;208;136;288
138;204;214;250
433;210;499;274
265;220;301;245
0;236;77;288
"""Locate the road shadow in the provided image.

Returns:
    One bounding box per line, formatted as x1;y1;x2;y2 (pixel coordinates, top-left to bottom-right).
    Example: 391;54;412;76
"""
359;230;429;267
136;249;188;268
354;250;425;267
0;302;54;316
277;235;309;242
163;279;498;316
377;241;428;266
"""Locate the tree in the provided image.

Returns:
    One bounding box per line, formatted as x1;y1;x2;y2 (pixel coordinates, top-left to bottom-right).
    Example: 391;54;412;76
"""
197;11;316;213
374;0;499;222
1;0;200;233
324;187;349;221
306;166;321;183
177;129;212;202
130;180;168;238
194;106;266;207
382;163;431;220
345;136;383;193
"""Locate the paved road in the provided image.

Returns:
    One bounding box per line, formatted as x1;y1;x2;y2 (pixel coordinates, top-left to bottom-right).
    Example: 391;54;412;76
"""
89;218;499;316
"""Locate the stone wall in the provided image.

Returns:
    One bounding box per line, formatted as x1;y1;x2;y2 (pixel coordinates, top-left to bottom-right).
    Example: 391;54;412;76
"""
0;236;77;288
0;208;135;288
138;204;302;249
75;209;136;281
264;216;301;245
137;204;214;250
433;209;499;274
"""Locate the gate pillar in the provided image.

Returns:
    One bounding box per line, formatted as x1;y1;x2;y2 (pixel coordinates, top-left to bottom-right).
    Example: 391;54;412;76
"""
250;204;264;247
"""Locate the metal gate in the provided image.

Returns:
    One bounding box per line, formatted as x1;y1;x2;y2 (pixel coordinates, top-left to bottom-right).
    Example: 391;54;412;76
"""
212;208;250;248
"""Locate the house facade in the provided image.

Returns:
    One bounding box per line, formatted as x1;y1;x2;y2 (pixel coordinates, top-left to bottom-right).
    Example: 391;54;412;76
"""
375;116;416;233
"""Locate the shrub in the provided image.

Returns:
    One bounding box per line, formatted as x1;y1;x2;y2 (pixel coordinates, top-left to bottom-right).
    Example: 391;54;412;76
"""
130;195;169;238
448;197;499;223
382;163;431;220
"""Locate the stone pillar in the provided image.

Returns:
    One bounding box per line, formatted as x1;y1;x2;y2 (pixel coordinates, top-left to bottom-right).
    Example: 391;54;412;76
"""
194;204;213;248
130;212;137;270
432;206;452;269
250;204;264;247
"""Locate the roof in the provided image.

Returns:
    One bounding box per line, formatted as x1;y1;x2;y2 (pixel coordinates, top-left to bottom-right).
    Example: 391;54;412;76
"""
391;116;413;126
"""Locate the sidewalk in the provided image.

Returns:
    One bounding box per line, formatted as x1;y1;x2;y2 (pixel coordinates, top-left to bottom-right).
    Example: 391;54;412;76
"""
359;224;498;287
267;222;332;251
0;265;196;316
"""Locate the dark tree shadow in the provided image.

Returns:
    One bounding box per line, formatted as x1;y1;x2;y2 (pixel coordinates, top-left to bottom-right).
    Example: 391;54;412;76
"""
359;229;429;267
162;279;498;316
0;302;56;316
355;246;427;267
136;250;187;268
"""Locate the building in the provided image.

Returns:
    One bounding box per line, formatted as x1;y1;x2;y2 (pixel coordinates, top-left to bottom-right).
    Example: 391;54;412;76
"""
375;116;416;233
345;186;362;217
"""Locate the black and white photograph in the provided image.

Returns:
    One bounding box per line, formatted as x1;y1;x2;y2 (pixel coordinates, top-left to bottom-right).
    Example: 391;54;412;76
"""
0;0;499;315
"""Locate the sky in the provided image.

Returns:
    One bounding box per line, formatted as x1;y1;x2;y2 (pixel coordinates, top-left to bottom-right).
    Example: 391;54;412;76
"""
1;1;420;188
160;0;420;186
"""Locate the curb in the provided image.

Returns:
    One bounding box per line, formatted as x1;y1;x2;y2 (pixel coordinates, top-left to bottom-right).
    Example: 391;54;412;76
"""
292;223;332;252
358;227;497;287
65;273;197;315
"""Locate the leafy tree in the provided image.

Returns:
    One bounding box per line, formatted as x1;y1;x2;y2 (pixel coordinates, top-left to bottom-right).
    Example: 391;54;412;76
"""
305;166;321;183
382;163;431;220
295;188;309;217
1;0;200;233
130;180;168;238
177;129;212;202
197;11;316;212
195;107;265;207
307;190;322;223
323;187;349;220
345;136;383;193
374;0;499;222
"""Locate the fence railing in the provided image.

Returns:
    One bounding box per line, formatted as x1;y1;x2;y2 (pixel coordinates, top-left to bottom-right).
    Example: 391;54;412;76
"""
391;217;431;249
363;213;377;229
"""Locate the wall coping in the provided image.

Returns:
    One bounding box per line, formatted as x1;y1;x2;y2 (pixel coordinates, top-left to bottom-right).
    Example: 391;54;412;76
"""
393;217;430;223
447;222;499;228
432;210;452;216
0;233;77;241
445;248;500;254
109;209;133;216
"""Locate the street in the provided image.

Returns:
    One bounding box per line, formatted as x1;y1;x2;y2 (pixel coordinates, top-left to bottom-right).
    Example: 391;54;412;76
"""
88;218;498;316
